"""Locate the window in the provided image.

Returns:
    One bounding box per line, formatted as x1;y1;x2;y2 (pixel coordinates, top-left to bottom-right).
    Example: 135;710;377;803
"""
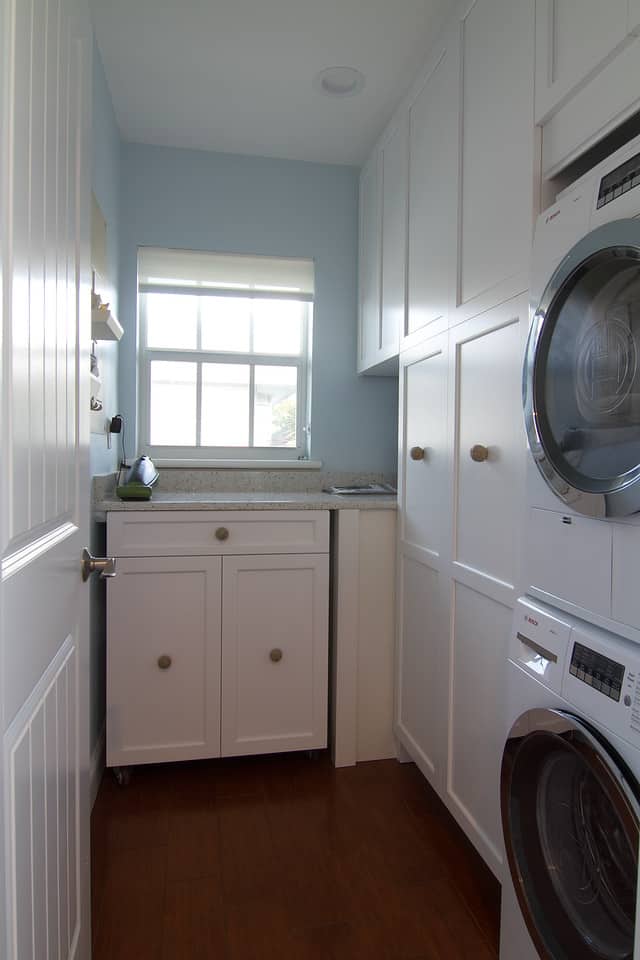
138;248;313;462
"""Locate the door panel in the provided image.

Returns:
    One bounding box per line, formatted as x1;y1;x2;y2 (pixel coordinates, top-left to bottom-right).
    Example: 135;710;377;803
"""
455;308;524;586
380;118;408;355
449;582;511;871
106;557;222;765
395;553;447;791
407;39;458;335
1;0;91;957
535;0;629;123
458;0;533;311
221;554;329;755
400;335;449;555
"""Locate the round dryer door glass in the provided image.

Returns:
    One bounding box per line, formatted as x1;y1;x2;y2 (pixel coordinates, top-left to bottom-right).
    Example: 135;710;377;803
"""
501;709;640;960
525;219;640;516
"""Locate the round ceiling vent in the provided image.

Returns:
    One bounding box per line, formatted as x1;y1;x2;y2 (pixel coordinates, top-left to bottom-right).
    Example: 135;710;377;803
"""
314;66;365;97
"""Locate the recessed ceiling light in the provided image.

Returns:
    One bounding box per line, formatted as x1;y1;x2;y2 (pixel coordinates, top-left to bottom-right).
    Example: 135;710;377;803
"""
314;66;365;98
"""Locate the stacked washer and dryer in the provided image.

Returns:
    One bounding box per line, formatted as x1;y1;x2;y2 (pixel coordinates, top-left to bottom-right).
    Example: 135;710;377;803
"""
500;134;640;960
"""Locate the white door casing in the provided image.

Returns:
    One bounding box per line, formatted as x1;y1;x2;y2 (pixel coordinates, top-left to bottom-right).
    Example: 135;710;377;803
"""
1;0;91;956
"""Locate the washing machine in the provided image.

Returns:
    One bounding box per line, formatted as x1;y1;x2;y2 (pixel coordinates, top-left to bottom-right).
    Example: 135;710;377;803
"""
524;133;640;636
500;595;640;960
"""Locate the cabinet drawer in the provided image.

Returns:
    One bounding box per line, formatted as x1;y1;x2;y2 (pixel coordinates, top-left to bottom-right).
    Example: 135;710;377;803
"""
107;510;330;557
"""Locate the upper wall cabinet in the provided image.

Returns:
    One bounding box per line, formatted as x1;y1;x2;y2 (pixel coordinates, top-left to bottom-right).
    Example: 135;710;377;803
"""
358;116;408;375
406;32;459;340
358;151;382;373
454;0;535;323
536;0;640;175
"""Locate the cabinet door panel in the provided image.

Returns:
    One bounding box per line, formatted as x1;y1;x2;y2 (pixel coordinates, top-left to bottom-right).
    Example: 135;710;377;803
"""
448;582;510;872
395;552;446;791
359;153;382;368
400;335;449;556
407;41;458;335
221;554;329;755
458;0;533;311
455;304;524;586
106;556;222;765
535;0;629;123
381;119;408;356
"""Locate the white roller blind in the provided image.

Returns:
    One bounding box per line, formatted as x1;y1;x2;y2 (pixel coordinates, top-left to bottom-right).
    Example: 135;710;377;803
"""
138;247;315;295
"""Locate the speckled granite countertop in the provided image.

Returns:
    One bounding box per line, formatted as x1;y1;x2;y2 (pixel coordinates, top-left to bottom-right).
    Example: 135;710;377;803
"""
95;490;397;517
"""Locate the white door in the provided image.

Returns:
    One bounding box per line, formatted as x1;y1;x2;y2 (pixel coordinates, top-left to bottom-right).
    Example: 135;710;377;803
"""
1;0;92;957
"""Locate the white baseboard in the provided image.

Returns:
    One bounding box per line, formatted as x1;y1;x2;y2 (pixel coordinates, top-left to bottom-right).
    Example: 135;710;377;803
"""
90;724;106;810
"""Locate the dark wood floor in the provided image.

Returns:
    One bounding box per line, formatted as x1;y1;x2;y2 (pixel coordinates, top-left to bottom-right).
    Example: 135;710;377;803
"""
91;753;500;959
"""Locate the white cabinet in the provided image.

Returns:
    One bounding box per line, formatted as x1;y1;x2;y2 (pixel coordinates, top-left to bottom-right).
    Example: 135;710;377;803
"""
446;298;526;872
406;34;458;339
221;554;329;756
395;332;450;793
358;152;382;371
536;0;640;174
455;0;534;320
395;297;527;877
380;117;408;358
106;556;222;766
358;115;408;374
106;511;329;766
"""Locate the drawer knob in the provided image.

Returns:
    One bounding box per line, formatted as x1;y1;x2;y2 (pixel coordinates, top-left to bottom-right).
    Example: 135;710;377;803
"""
157;655;172;670
470;444;489;463
409;446;426;462
215;527;230;541
269;648;283;663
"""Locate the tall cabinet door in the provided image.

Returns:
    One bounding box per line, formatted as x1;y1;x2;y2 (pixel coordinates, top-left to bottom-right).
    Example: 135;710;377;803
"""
221;554;329;756
396;333;450;793
106;556;222;766
446;295;527;875
406;28;459;339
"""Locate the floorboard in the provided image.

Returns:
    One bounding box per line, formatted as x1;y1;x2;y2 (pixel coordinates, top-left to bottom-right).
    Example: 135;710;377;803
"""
91;753;500;959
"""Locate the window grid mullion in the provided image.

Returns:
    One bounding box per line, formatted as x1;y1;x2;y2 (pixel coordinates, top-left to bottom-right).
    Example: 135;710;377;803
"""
196;361;203;447
249;363;255;447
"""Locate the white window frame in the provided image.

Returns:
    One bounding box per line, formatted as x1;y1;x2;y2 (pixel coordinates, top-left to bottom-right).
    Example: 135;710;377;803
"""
138;284;312;463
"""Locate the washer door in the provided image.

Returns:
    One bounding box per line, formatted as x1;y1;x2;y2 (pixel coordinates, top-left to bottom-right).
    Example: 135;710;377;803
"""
524;219;640;517
501;708;640;960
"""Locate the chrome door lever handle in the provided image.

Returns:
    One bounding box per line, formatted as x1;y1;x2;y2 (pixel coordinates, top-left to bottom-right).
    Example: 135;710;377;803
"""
81;548;117;582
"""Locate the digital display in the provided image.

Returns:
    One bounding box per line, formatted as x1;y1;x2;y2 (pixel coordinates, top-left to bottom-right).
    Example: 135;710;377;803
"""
570;641;624;701
597;150;640;209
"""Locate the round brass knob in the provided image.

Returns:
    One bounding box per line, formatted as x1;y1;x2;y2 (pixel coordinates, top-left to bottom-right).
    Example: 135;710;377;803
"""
215;527;229;541
269;648;283;663
409;446;426;462
470;444;489;463
157;655;172;670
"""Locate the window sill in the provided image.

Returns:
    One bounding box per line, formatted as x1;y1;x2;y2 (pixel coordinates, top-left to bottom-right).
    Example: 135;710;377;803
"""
152;458;323;470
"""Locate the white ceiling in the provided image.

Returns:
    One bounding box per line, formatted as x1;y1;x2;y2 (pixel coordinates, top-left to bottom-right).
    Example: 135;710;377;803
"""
92;0;449;166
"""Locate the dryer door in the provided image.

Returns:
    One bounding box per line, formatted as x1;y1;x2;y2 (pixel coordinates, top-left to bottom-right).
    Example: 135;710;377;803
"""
524;219;640;517
501;708;640;960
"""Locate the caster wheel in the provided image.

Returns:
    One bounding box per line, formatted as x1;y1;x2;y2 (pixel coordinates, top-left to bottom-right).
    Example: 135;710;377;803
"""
112;767;132;787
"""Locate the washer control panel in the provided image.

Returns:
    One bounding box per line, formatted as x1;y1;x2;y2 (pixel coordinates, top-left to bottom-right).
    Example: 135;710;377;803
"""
596;150;640;209
569;642;624;702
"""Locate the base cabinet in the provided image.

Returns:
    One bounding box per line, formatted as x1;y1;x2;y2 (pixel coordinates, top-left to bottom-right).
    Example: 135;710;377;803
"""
106;511;329;767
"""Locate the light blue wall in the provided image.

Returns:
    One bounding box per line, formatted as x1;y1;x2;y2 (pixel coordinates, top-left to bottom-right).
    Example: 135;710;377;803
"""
119;143;398;475
90;36;120;477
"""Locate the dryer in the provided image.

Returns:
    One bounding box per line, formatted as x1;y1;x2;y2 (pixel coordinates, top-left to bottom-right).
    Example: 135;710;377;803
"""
500;596;640;960
525;134;640;634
